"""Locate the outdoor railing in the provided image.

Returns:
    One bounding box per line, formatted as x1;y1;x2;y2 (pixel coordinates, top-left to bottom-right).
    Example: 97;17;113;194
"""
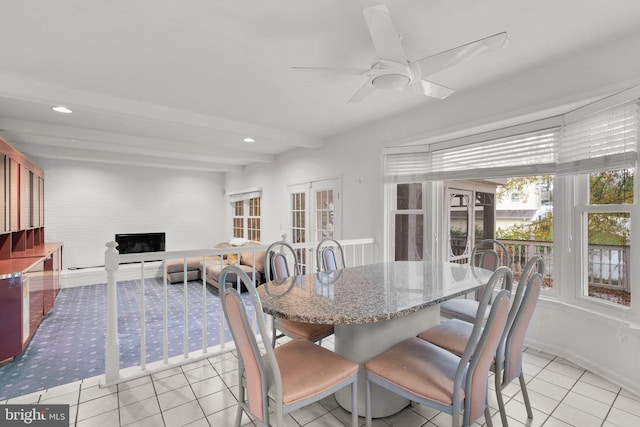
499;239;554;287
102;238;375;386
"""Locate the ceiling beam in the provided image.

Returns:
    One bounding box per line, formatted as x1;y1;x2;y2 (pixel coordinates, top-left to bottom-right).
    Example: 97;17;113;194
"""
0;118;275;164
0;73;323;149
10;141;243;173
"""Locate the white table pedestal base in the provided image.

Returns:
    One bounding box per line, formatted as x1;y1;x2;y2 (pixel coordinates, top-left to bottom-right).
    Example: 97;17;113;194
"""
334;306;440;418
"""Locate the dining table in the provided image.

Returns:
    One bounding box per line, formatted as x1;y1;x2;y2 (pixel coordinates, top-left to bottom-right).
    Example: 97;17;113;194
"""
257;260;493;418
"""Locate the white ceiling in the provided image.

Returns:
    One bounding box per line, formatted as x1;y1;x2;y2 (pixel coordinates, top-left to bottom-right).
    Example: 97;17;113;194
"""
1;0;640;172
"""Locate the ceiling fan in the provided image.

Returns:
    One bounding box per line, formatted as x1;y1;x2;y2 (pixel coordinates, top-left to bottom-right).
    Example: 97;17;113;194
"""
293;4;508;103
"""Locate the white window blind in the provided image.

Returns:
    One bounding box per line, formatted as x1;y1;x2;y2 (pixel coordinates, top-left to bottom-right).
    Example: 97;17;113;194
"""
558;99;639;175
429;128;559;180
226;187;262;203
384;150;430;183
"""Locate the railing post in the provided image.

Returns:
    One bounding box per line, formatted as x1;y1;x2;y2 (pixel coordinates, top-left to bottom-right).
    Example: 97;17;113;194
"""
105;241;121;384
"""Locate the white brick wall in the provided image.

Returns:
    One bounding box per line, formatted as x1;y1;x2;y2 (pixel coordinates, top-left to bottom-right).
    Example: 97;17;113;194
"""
34;157;227;284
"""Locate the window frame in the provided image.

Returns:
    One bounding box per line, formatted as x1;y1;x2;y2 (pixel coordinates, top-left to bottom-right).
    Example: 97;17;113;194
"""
231;196;262;242
571;170;636;316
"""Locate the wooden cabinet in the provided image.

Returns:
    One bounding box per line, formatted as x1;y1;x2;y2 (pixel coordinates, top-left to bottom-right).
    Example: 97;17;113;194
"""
0;244;64;362
0;136;62;363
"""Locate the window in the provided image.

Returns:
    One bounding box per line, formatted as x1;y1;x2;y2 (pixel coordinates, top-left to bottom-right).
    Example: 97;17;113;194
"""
582;168;633;306
229;190;262;241
394;183;424;261
233;201;244;238
384;89;640;322
247;197;261;242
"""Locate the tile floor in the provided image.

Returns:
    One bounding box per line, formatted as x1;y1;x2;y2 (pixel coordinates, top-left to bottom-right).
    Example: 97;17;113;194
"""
2;337;639;427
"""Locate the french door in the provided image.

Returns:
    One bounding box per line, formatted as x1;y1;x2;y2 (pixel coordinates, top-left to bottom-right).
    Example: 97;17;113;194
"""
288;177;341;272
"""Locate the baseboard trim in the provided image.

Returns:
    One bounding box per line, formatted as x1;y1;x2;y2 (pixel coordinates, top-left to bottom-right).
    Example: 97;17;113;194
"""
61;262;164;288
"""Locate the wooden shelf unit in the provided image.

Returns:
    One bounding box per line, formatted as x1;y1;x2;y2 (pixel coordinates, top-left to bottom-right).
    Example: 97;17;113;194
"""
0;136;63;363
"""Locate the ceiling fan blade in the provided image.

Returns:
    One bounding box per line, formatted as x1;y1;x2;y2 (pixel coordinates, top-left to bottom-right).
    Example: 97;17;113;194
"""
292;66;370;76
415;32;508;77
348;80;377;103
405;79;454;99
362;4;407;63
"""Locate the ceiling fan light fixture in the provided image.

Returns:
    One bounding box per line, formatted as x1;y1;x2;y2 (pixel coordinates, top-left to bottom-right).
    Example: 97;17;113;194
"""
372;73;410;90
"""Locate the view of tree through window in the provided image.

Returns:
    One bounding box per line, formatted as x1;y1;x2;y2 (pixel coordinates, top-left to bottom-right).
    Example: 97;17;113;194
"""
494;170;633;305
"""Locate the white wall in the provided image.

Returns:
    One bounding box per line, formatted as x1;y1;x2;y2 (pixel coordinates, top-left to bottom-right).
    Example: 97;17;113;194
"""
37;157;226;277
225;133;385;249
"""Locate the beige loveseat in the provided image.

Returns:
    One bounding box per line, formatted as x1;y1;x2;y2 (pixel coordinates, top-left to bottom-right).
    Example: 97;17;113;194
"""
165;241;266;291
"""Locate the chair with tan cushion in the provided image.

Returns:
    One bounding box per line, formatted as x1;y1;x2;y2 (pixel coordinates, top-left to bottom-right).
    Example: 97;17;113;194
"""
418;256;544;426
364;267;512;427
265;241;335;347
316;237;346;272
439;239;511;323
220;265;358;427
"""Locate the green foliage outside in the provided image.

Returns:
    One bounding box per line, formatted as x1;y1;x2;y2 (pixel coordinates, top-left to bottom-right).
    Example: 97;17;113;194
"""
496;170;633;245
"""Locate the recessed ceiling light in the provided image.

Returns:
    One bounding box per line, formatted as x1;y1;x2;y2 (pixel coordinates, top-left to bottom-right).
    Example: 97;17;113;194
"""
243;137;255;143
52;106;73;114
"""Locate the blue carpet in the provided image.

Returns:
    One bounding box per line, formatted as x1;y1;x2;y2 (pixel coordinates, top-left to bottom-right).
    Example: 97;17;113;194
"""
0;278;251;400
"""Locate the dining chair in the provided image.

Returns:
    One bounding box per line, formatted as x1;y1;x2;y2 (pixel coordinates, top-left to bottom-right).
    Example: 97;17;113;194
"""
364;267;512;427
220;265;359;427
440;239;511;323
316;237;346;272
265;241;335;347
418;256;544;426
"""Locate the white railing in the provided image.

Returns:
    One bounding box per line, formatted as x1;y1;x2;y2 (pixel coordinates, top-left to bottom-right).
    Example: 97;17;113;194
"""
499;239;554;286
102;238;376;386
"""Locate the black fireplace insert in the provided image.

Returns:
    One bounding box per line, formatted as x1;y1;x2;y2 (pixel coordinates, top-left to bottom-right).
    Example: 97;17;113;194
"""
115;232;165;254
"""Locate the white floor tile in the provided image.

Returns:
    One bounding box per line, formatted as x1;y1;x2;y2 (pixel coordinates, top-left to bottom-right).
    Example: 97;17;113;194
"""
161;400;206;427
512;388;559;415
76;408;119;427
527;378;570;402
551;402;603;427
380;407;429;427
305;412;347;427
189;375;226;399
541;416;573;426
119;396;161;426
197;388;237;416
605;407;640;426
153;372;189;395
76;393;119;422
183;365;217;383
579;371;621;393
39;390;80;406
118;382;157;407
118;376;152;391
79;383;117;403
571;380;618;406
613;394;640;417
124;413;164;427
157;384;196;412
289;401;333;426
535;368;578;390
562;391;611;419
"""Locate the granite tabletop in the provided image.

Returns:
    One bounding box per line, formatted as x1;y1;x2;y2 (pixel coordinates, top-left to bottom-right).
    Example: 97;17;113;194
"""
256;261;493;325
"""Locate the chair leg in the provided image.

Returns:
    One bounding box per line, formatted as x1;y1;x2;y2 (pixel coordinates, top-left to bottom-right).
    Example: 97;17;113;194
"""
484;407;494;427
519;372;533;419
452;411;461;427
272;322;277;348
495;371;509;427
234;402;243;427
365;378;372;427
351;380;358;427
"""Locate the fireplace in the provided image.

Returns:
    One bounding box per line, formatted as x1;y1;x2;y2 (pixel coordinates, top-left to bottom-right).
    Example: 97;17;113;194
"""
115;232;165;254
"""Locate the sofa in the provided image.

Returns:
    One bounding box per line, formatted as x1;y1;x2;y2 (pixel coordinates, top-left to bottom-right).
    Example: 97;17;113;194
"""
165;240;266;291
